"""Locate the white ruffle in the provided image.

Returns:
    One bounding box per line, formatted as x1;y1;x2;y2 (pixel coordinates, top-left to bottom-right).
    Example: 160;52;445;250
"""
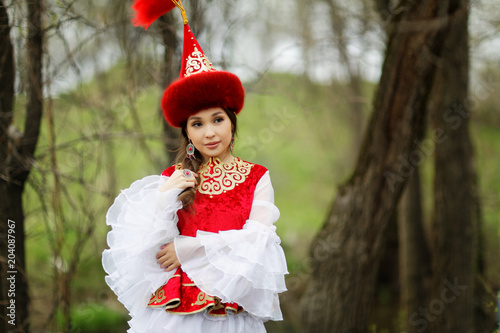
174;171;288;321
128;309;266;333
102;175;182;316
102;171;288;331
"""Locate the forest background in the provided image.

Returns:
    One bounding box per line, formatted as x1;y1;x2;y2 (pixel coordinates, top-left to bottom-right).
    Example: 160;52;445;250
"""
1;0;499;332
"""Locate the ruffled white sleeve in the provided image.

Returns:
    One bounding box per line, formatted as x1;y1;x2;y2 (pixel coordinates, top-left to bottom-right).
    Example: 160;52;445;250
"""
102;175;182;316
174;171;288;321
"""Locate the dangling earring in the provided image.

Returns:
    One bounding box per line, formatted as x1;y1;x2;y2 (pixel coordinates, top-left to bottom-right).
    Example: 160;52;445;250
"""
230;137;235;152
186;141;195;159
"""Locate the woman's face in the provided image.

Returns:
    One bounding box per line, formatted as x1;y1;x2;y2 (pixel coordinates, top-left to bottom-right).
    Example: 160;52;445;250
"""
186;107;233;162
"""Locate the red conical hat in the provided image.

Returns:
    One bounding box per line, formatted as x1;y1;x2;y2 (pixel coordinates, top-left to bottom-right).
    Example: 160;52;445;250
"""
131;0;244;128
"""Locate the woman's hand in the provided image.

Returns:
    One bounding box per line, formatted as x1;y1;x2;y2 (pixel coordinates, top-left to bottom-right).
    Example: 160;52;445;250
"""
160;169;198;192
156;242;180;272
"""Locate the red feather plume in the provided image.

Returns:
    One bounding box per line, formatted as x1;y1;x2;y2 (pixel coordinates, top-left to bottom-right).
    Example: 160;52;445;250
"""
131;0;176;30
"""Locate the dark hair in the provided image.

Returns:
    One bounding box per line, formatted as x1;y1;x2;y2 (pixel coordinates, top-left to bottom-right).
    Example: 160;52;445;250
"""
175;109;238;209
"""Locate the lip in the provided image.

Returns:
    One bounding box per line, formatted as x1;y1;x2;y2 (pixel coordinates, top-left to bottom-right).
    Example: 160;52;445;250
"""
205;141;221;149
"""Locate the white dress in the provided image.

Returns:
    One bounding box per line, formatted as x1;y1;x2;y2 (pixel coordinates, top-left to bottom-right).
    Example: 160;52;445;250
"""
102;170;288;333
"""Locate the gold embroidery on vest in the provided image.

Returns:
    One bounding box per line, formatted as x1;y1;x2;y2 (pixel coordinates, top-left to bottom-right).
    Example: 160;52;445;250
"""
148;288;166;306
191;291;214;306
212;296;224;311
197;157;253;197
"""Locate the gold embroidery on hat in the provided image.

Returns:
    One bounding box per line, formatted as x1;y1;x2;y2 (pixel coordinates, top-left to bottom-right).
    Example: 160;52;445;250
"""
197;157;253;196
185;46;216;77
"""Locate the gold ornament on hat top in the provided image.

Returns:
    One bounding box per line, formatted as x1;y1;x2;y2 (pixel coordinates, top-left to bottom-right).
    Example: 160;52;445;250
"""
171;0;188;25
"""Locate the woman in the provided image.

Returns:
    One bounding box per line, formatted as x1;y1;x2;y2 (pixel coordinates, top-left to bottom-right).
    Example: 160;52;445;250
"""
102;1;287;331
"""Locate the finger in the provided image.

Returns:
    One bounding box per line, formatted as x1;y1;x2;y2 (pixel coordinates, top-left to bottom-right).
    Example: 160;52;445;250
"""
160;259;171;269
157;250;172;262
161;257;177;269
156;254;167;265
157;250;173;263
164;262;180;272
175;170;188;180
158;255;171;267
156;249;167;259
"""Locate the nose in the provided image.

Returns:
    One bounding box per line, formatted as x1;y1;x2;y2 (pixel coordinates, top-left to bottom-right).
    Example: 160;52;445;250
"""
204;125;215;138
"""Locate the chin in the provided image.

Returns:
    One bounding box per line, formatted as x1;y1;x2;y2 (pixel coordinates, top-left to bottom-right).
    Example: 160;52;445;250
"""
202;149;229;160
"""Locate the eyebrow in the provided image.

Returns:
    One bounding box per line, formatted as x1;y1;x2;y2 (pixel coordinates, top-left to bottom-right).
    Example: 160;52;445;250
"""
189;111;224;122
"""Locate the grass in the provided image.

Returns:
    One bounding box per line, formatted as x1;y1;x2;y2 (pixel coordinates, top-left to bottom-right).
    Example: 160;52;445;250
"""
55;303;129;333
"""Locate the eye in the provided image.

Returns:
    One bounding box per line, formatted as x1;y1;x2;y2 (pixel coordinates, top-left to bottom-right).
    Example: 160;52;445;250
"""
214;117;224;123
191;121;202;128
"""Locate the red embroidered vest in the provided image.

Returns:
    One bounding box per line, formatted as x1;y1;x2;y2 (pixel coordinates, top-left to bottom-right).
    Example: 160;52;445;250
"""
147;157;267;316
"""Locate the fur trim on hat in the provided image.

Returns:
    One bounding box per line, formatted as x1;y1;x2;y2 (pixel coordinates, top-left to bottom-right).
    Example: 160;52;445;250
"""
162;71;244;128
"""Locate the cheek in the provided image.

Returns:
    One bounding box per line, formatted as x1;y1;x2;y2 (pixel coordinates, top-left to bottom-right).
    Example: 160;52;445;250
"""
186;129;200;143
222;124;233;140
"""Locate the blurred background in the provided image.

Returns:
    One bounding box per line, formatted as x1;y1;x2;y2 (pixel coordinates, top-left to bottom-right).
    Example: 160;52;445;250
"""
0;0;499;332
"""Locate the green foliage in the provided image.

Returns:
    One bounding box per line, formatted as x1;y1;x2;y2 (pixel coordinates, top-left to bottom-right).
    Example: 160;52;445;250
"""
55;303;129;333
472;122;500;284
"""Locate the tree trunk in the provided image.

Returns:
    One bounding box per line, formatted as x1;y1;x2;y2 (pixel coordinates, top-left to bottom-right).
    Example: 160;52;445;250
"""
159;13;180;164
22;0;44;163
1;0;44;331
398;168;431;332
1;185;29;333
0;3;16;332
0;1;14;121
327;0;365;152
300;1;453;331
428;1;477;332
